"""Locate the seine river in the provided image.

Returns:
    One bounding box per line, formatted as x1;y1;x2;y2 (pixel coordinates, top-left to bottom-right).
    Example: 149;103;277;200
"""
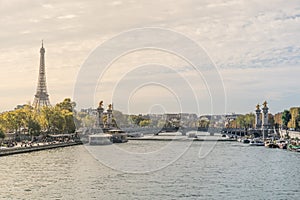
0;140;299;200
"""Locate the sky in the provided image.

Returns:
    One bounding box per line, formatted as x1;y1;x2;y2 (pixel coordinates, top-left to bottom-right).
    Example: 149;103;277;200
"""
0;0;299;115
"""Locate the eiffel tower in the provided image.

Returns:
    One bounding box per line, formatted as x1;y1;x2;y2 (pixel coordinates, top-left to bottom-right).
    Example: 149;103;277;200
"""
32;41;51;108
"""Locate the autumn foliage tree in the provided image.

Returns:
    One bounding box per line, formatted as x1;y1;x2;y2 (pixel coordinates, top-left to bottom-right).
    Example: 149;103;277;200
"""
282;110;291;129
0;98;77;137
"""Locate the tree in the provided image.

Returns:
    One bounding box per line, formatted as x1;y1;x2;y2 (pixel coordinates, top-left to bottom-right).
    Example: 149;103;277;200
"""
56;98;75;112
0;129;5;140
39;106;54;132
2;111;18;133
198;119;210;128
20;104;41;135
233;113;255;130
296;115;300;130
55;99;76;133
139;120;150;127
48;107;66;134
0;98;78;139
236;115;246;128
157;119;167;128
282;110;291;128
28;119;41;137
128;115;144;126
244;113;255;128
61;109;76;133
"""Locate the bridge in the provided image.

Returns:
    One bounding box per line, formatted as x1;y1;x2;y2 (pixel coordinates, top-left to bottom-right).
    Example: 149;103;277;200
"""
122;126;223;136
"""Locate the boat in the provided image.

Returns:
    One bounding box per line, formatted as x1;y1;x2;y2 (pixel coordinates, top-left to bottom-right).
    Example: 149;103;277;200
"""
89;134;112;145
276;139;288;149
108;129;128;143
159;126;180;133
127;132;144;138
188;132;197;138
242;138;250;144
249;139;264;146
264;140;279;148
287;144;300;152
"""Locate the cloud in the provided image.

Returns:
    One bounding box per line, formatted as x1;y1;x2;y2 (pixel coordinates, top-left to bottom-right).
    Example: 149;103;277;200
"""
220;66;300;113
0;0;299;113
109;1;123;6
57;14;77;19
42;4;54;9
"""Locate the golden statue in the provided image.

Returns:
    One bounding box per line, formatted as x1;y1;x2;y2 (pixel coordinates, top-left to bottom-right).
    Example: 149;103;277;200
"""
263;101;267;108
99;101;103;108
256;104;260;110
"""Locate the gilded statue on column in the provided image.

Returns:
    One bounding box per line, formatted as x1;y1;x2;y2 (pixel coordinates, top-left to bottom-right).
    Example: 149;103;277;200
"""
99;101;103;108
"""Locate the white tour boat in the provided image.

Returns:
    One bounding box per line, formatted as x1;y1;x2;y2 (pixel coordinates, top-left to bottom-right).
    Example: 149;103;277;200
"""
89;134;112;145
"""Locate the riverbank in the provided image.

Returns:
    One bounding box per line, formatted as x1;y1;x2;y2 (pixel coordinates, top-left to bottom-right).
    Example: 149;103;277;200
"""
0;141;82;157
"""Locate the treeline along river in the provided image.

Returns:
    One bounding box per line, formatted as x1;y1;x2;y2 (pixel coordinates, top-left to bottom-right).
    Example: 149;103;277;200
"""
0;140;299;199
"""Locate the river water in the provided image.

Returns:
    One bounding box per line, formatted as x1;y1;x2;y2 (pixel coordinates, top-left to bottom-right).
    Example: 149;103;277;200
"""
0;140;299;200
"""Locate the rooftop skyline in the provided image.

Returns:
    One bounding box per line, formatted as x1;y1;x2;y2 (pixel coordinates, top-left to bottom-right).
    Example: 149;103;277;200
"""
0;0;299;114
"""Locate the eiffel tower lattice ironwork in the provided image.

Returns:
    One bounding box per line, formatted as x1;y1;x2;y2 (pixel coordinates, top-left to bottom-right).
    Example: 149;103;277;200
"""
32;41;51;108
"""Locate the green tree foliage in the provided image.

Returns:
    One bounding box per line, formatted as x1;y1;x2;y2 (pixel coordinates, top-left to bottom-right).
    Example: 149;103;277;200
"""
128;115;141;126
52;99;76;133
296;115;300;130
0;98;77;136
282;110;291;128
236;115;246;128
157;119;167;128
39;106;53;132
234;113;255;129
28;118;41;136
1;111;17;133
0;129;5;140
128;115;146;126
56;98;75;112
198;119;210;128
244;113;255;128
139;120;151;127
38;99;76;134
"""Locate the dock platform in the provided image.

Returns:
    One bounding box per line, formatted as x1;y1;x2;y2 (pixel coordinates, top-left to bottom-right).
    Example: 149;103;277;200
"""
0;141;82;157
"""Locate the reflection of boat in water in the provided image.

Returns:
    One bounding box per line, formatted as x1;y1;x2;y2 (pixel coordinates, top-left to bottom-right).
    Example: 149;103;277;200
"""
89;134;112;145
108;129;128;143
155;126;179;135
249;139;264;146
160;126;179;133
197;127;209;132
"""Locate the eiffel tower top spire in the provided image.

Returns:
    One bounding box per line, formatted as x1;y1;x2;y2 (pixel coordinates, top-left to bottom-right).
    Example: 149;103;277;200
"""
32;41;51;109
